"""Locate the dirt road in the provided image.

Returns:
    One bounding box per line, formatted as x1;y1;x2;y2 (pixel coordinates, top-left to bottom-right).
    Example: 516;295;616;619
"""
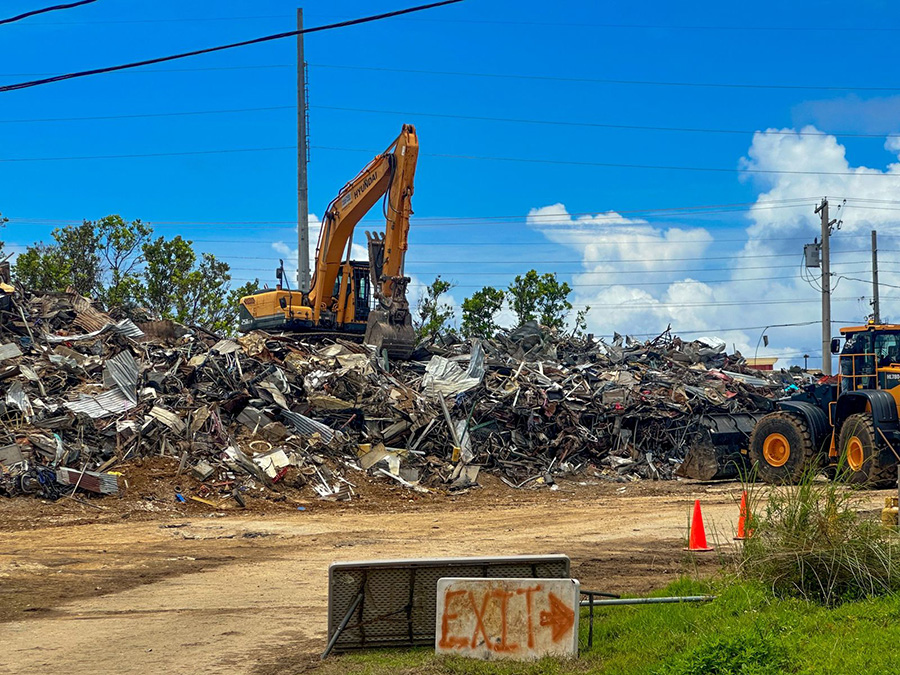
0;481;888;675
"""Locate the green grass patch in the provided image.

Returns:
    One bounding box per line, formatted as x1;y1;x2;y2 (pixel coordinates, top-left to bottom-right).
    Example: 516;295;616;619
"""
735;467;900;605
314;579;900;674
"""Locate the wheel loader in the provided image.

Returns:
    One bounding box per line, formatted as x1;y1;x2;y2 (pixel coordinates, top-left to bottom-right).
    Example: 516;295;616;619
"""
237;124;419;358
683;323;900;486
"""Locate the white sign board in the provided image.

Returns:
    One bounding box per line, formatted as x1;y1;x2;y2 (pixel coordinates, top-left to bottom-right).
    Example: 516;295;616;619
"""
435;577;580;660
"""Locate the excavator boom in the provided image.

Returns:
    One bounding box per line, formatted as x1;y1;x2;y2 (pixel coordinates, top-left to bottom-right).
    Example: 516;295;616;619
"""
238;124;418;359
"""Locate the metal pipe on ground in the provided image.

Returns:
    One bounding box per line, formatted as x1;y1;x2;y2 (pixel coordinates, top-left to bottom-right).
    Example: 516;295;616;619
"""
580;595;715;607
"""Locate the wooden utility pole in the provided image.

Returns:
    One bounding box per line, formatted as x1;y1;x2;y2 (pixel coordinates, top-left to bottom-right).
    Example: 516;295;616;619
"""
816;198;837;375
297;7;311;292
872;230;881;324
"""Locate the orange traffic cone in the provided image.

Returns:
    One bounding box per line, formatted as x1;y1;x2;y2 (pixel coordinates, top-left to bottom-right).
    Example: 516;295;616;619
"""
734;491;751;541
684;499;714;552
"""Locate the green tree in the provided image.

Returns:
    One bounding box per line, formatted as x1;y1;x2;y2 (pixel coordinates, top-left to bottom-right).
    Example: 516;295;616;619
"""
12;244;69;292
415;276;455;339
96;216;152;308
507;269;573;329
141;236;196;318
14;221;101;295
572;305;591;337
461;286;505;338
141;237;238;331
12;216;150;301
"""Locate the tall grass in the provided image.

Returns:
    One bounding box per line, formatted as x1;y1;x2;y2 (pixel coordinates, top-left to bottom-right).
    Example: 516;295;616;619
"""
736;466;900;605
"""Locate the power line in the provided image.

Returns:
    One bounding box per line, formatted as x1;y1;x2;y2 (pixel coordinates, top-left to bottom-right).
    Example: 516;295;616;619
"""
0;146;294;162
312;105;900;140
309;63;900;94
4;141;900;179
0;0;98;26
4;102;898;141
0;1;464;93
0;105;294;124
127;249;867;262
269;263;880;276
6;197;819;223
320;145;900;178
6;60;900;94
13;11;900;32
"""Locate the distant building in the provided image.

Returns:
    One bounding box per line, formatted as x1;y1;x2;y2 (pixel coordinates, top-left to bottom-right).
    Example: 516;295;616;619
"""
745;357;778;371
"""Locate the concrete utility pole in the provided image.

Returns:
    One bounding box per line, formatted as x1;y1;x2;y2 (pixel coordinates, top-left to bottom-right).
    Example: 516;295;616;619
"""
297;7;311;293
816;198;837;375
872;229;881;324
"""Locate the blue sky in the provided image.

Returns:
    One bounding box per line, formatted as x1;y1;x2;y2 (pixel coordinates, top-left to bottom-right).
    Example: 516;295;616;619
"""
5;0;900;366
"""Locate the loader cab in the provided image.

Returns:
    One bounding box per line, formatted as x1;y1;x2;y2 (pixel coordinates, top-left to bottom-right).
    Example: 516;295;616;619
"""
838;325;900;393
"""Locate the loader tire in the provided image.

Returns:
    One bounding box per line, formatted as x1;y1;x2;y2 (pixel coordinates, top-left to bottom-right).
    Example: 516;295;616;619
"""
748;412;816;484
837;413;895;487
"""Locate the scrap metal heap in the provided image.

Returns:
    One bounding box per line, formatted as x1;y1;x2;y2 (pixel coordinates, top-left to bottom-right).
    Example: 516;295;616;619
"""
0;286;787;505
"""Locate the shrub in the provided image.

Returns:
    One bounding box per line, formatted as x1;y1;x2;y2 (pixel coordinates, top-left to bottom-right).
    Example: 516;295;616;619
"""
736;469;900;605
654;632;792;675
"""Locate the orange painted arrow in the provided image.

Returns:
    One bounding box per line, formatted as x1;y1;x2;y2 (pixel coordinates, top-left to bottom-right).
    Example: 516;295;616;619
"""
539;592;575;642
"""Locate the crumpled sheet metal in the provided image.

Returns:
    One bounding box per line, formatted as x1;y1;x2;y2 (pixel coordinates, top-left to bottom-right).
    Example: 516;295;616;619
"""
0;284;788;503
0;342;23;361
102;350;140;404
44;318;144;343
422;340;485;398
6;381;33;422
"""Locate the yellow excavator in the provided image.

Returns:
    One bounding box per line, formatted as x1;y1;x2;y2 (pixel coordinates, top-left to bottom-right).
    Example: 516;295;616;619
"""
238;124;419;358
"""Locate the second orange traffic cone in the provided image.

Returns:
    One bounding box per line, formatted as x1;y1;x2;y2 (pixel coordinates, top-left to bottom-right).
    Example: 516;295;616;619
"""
734;491;752;540
684;499;714;552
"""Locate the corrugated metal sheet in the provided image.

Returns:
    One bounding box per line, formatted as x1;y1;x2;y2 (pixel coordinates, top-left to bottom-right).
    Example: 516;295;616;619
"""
69;292;115;333
102;351;140;404
45;319;145;344
281;409;342;443
63;389;136;419
56;466;120;495
112;319;145;339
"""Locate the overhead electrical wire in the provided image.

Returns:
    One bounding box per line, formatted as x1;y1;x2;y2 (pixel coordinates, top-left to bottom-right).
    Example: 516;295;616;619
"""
308;63;900;94
6;197;820;224
11;10;900;32
0;0;464;93
0;0;98;26
311;105;900;140
5;61;900;94
4;102;899;141
4;142;900;179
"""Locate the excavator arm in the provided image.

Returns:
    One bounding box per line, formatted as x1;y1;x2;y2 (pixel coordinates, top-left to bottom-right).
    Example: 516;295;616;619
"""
310;123;418;357
238;124;418;357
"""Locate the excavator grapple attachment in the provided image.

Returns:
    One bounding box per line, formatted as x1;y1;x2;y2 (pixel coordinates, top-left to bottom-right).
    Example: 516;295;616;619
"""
364;309;416;360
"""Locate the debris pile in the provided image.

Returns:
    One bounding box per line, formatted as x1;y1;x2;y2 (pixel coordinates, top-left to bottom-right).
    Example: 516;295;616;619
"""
0;286;786;506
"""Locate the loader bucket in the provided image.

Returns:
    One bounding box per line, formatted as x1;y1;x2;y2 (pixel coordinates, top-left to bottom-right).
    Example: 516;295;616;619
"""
677;412;765;480
364;309;416;360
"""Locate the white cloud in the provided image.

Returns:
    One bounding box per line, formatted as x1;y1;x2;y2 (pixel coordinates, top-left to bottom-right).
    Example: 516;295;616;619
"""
525;127;900;366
